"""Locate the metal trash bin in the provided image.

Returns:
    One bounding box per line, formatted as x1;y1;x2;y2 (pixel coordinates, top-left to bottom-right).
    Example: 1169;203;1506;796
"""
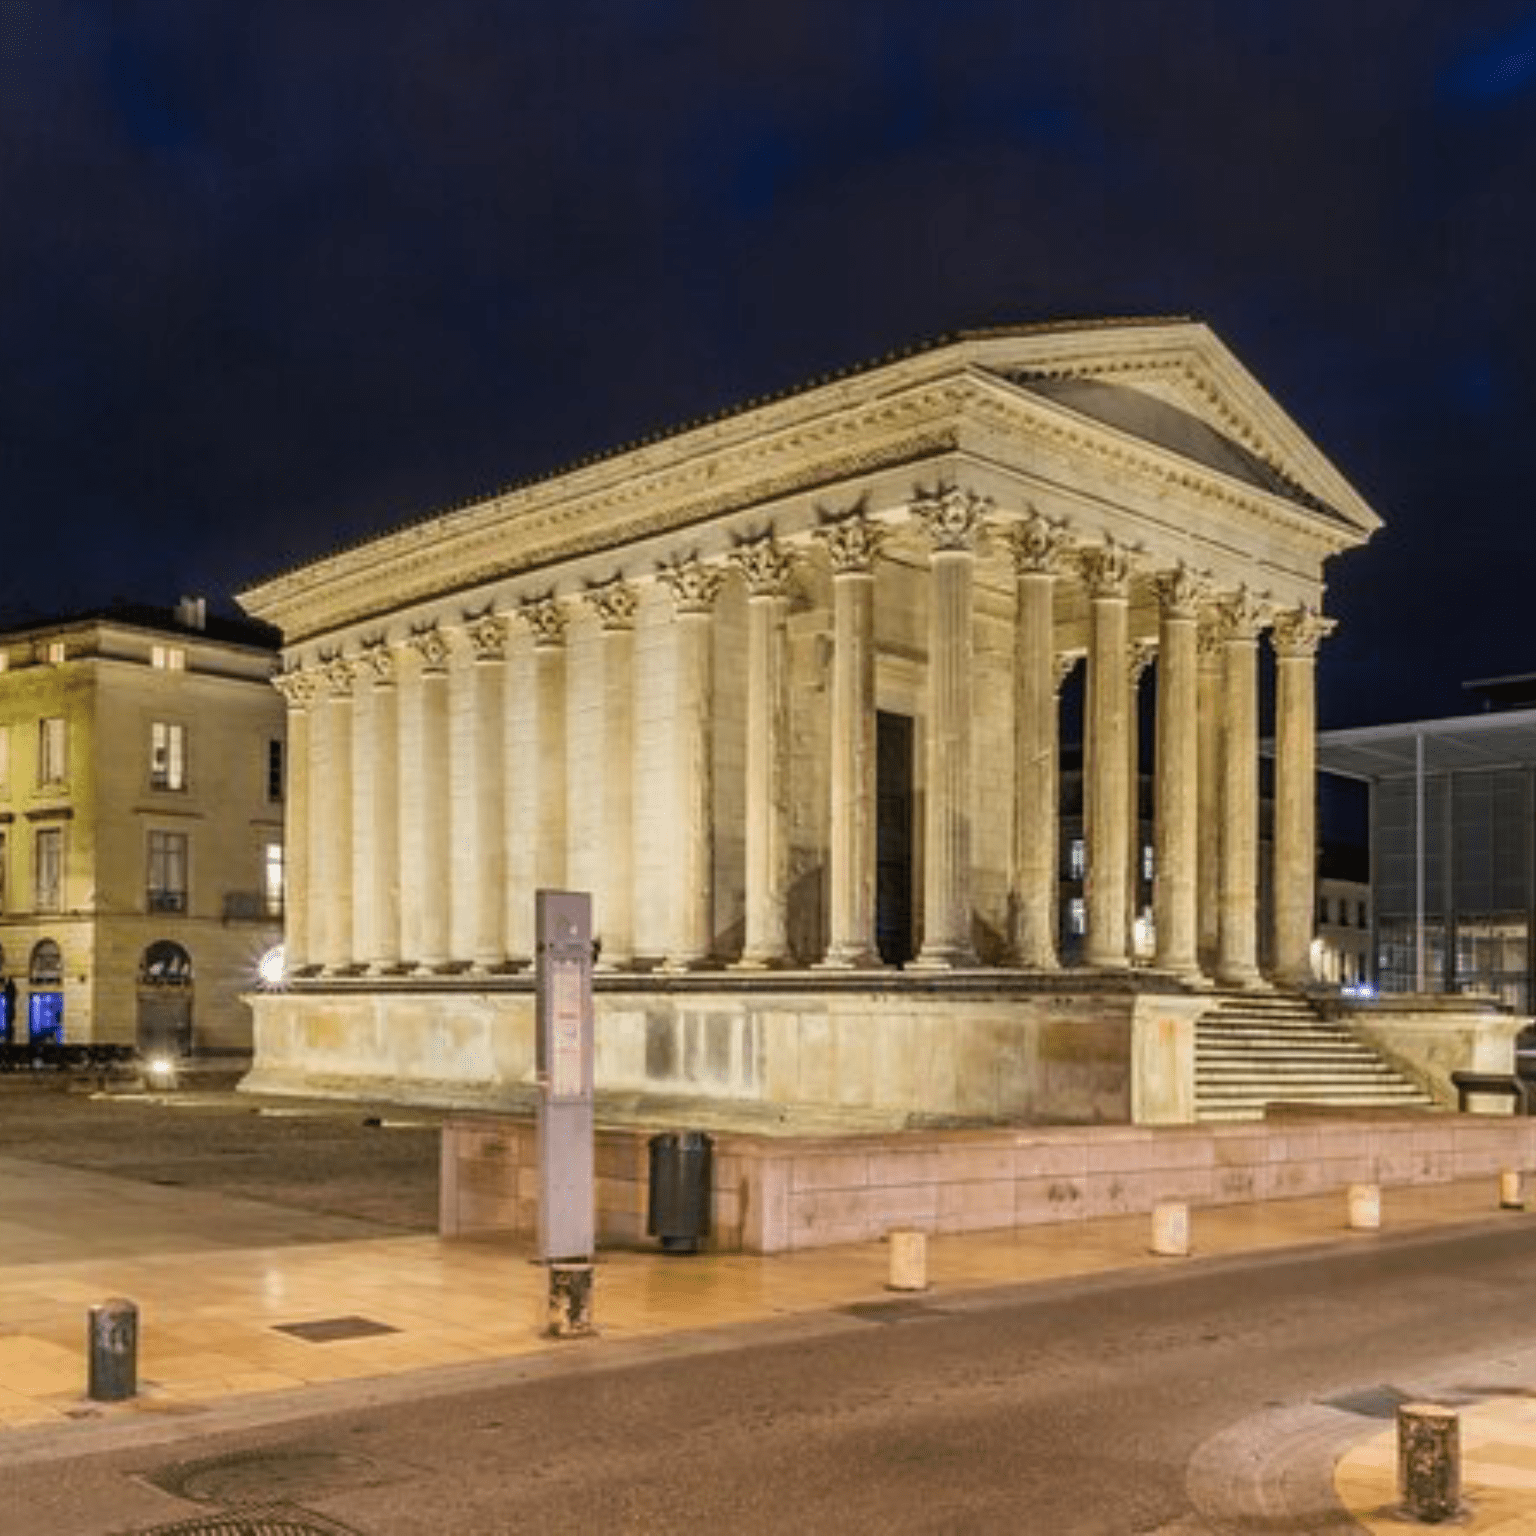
647;1131;713;1253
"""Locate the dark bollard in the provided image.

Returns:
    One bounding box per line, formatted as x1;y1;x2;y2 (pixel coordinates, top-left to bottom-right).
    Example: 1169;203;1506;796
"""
87;1298;138;1402
1398;1402;1460;1523
546;1262;594;1338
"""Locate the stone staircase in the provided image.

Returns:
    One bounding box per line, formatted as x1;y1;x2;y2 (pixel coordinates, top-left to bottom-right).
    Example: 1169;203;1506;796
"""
1194;990;1439;1122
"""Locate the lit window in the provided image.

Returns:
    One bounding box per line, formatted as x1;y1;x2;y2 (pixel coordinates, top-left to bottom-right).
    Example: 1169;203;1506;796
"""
1068;897;1087;935
45;640;65;665
34;827;62;911
1141;844;1155;882
0;651;9;673
147;831;189;913
151;644;186;671
150;722;187;791
38;717;66;786
1068;839;1086;881
263;842;284;917
267;739;284;802
0;724;8;789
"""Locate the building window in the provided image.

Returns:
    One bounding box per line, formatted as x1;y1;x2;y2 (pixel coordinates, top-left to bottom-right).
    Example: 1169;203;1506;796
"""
0;723;8;789
150;722;187;791
1068;839;1086;881
45;640;66;665
1141;844;1155;883
34;828;62;912
1357;901;1368;929
147;831;189;913
264;841;284;917
151;643;186;671
1068;896;1087;935
38;717;66;786
267;739;284;802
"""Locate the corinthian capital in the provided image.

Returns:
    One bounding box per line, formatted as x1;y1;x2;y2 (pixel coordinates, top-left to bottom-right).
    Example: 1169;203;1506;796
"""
586;577;638;631
1270;604;1336;659
1153;562;1212;622
912;483;990;553
817;507;884;576
359;638;397;686
321;653;358;697
464;612;510;661
660;555;724;616
409;623;452;671
1007;507;1070;576
1215;585;1271;643
272;667;320;707
521;595;567;646
1129;639;1158;685
731;533;797;599
1076;536;1134;600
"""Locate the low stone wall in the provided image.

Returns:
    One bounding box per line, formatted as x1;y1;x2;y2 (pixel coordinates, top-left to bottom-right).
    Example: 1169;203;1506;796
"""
246;976;1205;1127
441;1112;1536;1255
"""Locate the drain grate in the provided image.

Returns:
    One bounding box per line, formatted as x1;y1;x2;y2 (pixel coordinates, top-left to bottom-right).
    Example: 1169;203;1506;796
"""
273;1315;398;1343
838;1298;949;1326
130;1505;361;1535
1321;1384;1413;1420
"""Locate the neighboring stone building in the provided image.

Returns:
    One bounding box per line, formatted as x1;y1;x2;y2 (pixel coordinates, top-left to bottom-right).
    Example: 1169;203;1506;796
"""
240;318;1382;1123
0;602;284;1053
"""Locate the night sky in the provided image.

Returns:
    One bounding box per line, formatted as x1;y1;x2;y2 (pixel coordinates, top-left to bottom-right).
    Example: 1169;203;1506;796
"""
2;1;1534;730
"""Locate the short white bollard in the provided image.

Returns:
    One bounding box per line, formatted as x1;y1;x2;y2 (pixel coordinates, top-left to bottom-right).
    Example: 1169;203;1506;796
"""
1150;1200;1190;1257
1500;1168;1525;1210
1347;1183;1381;1231
1397;1402;1460;1523
887;1228;929;1292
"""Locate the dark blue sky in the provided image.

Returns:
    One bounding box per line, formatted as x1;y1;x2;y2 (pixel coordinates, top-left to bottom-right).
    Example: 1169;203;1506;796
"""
2;0;1534;728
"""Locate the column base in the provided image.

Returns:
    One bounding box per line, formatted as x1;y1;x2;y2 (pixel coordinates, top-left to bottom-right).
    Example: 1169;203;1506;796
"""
658;955;715;974
731;952;793;972
1216;966;1267;990
814;947;884;971
908;947;980;972
1084;949;1131;970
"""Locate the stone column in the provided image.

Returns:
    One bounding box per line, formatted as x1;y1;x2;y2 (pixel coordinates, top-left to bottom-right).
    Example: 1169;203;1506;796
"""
1153;567;1207;977
660;557;724;969
1271;605;1335;987
523;597;568;902
1125;639;1156;959
1217;588;1268;987
731;536;796;968
1008;512;1068;969
465;614;510;971
913;485;987;969
1080;540;1134;969
410;625;453;972
817;511;884;969
587;579;638;968
359;641;401;971
321;655;357;972
272;669;318;974
1196;616;1224;972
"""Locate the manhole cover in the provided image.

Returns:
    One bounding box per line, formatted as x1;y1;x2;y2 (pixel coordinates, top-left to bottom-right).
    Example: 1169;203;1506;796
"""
131;1505;360;1535
1322;1384;1413;1419
144;1447;409;1505
273;1316;398;1343
839;1298;948;1325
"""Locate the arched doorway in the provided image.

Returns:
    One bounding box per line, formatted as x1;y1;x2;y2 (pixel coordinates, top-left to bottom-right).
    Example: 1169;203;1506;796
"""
28;940;64;1045
137;941;193;1057
0;942;13;1046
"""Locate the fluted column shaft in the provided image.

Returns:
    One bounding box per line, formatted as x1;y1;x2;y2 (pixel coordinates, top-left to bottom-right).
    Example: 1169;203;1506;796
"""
662;560;722;969
416;637;452;971
1153;570;1206;976
526;601;568;898
1272;607;1334;986
274;671;317;973
820;514;883;968
1082;543;1133;969
1196;620;1224;972
1217;591;1266;986
914;488;985;968
733;540;794;968
1010;513;1067;969
467;617;509;970
321;660;356;971
588;582;638;968
363;646;401;971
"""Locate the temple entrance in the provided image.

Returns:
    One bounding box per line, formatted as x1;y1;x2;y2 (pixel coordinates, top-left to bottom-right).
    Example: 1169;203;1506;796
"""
137;941;194;1057
876;711;915;966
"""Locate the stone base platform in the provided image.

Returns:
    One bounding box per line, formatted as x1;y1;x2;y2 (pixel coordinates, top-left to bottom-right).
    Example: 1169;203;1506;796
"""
243;970;1208;1128
442;1111;1536;1255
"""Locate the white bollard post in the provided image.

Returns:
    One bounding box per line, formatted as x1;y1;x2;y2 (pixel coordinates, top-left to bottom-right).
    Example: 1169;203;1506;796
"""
1500;1168;1525;1210
1150;1201;1190;1257
887;1228;929;1292
1347;1183;1381;1231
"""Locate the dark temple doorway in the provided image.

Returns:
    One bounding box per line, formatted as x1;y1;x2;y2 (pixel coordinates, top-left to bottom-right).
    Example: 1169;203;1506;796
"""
876;711;915;966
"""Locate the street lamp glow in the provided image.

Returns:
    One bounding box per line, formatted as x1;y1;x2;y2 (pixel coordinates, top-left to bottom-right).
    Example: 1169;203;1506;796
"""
257;945;286;988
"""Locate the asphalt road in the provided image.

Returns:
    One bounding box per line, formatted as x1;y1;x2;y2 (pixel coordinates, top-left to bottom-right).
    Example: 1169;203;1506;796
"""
9;1215;1536;1534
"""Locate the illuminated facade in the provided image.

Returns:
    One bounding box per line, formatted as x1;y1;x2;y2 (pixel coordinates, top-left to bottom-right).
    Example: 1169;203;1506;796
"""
0;604;284;1053
240;320;1382;1121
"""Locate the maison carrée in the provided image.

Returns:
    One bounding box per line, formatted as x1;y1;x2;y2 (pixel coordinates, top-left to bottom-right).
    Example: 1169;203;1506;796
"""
237;318;1389;1128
